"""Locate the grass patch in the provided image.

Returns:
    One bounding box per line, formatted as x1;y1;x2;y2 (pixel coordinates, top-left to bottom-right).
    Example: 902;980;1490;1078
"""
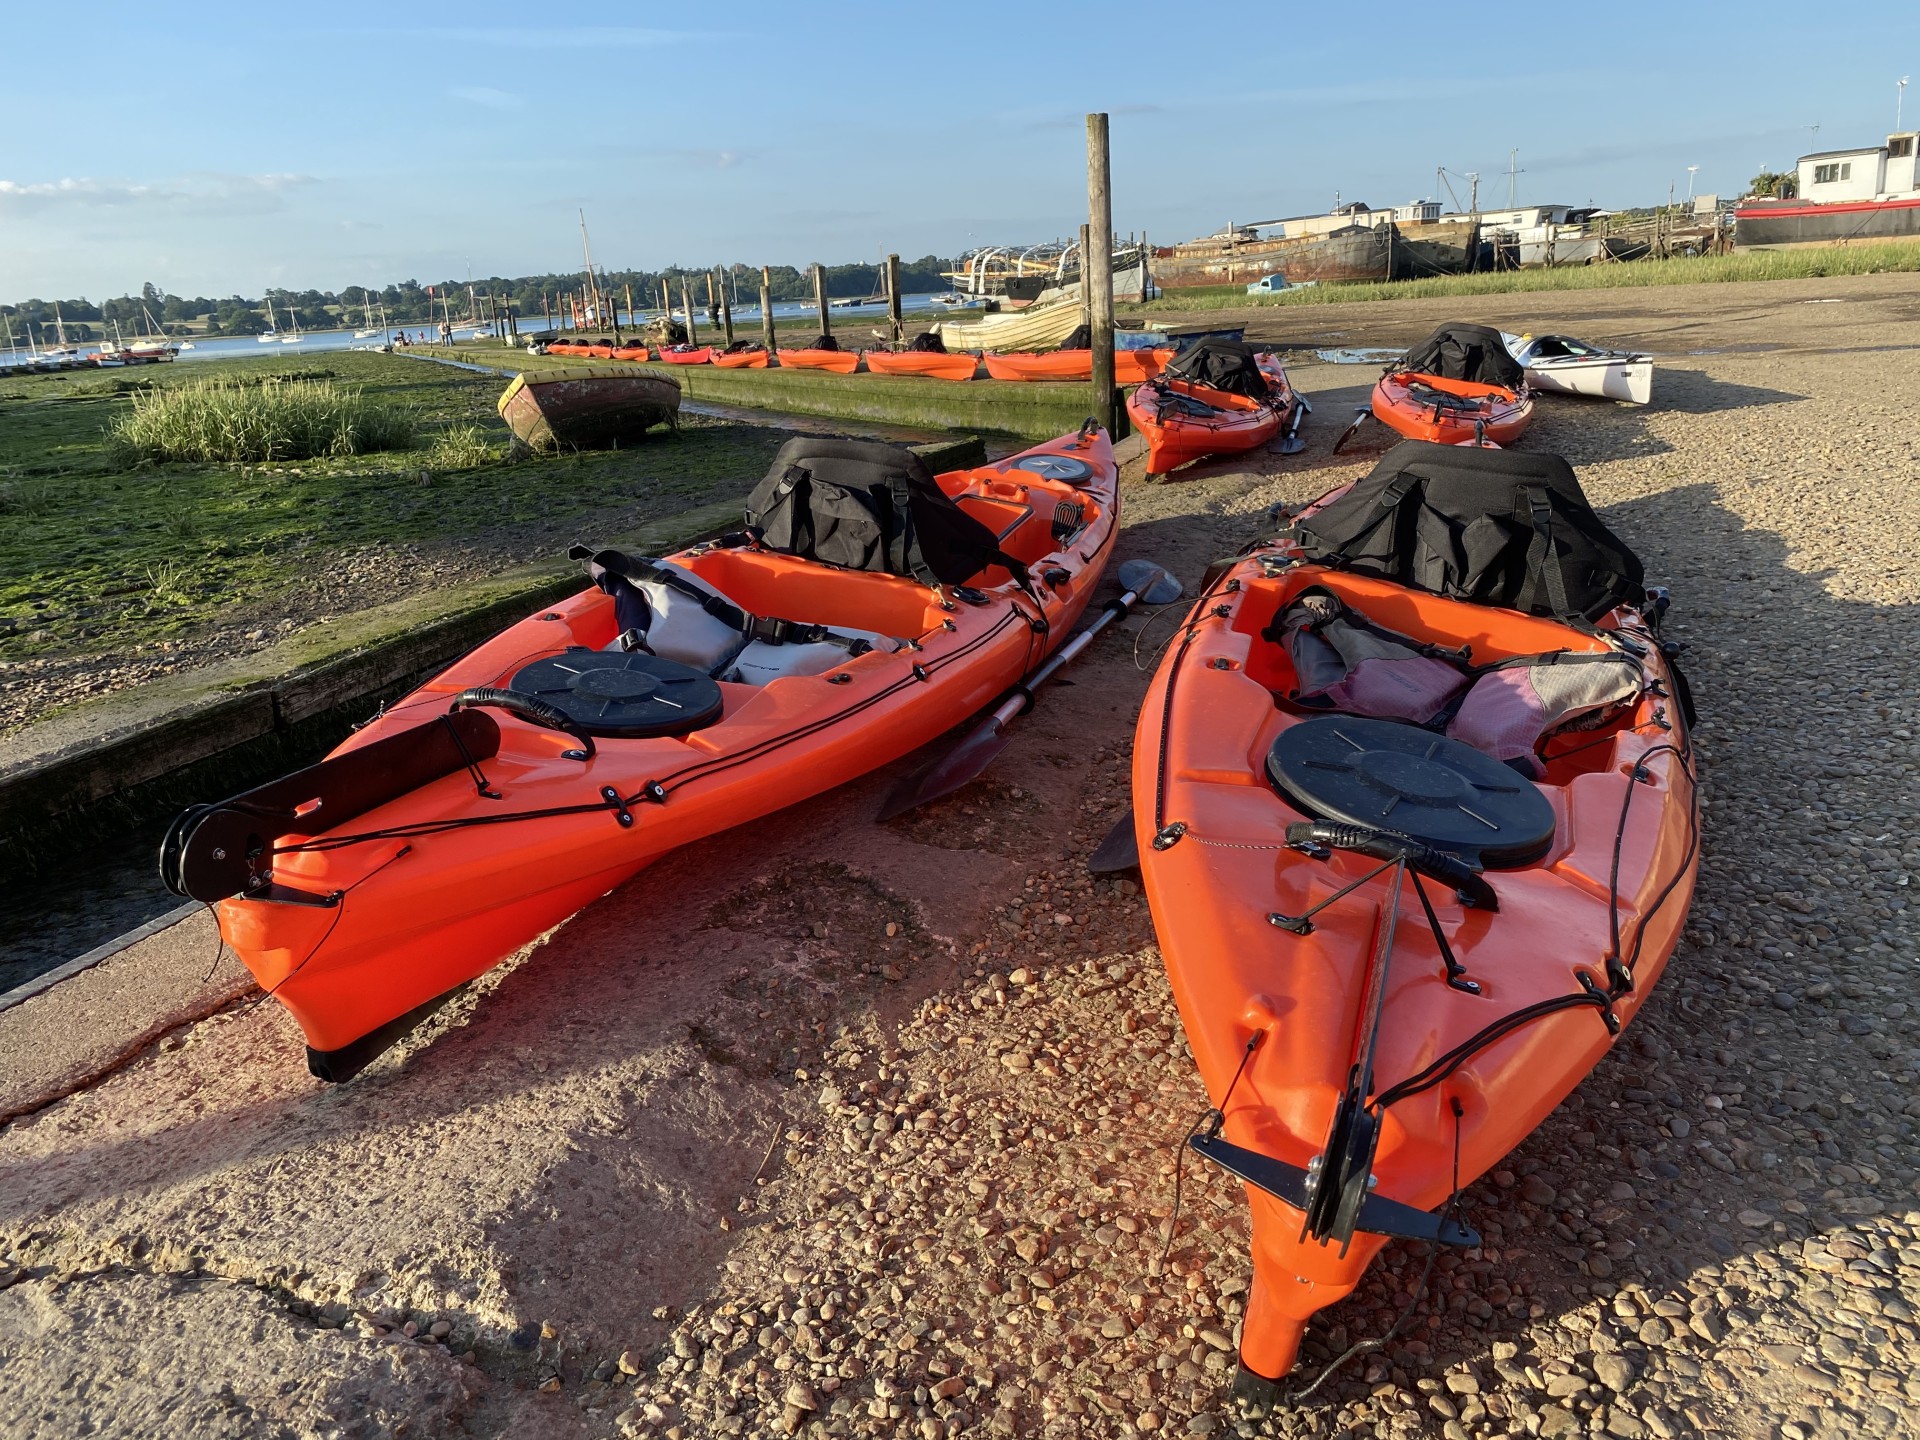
0;350;798;663
105;377;418;464
1120;241;1920;313
424;423;507;472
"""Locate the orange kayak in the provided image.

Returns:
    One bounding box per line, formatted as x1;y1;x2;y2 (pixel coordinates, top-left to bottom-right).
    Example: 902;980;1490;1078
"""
1125;352;1301;477
777;348;861;374
1131;454;1695;1395
162;429;1120;1080
656;345;713;365
711;345;770;369
1370;371;1533;446
864;350;979;381
613;345;651;362
983;348;1175;384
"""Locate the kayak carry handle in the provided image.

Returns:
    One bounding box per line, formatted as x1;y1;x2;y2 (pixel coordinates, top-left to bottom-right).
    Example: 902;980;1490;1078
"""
450;688;596;760
1285;821;1496;911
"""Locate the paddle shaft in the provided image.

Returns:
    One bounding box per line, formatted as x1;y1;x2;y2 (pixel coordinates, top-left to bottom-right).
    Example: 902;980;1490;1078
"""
986;585;1146;729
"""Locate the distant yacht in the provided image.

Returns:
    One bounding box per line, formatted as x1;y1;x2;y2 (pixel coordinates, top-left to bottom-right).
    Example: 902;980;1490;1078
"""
258;299;281;343
353;292;387;340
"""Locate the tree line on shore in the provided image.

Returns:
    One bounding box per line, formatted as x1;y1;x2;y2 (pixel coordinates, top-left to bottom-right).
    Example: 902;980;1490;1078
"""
2;257;961;339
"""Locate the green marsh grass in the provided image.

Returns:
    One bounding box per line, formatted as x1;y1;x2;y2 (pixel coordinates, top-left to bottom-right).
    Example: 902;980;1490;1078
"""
106;377;418;464
1120;241;1920;313
424;424;507;472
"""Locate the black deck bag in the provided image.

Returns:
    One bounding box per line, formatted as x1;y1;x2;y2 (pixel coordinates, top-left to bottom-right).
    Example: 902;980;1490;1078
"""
1290;440;1645;624
906;331;947;353
1161;339;1271;399
744;438;1031;590
1394;322;1525;389
1058;323;1092;351
806;334;841;352
722;339;764;354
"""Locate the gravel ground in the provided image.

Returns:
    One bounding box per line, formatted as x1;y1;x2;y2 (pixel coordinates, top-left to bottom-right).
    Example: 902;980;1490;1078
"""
1;275;1917;1439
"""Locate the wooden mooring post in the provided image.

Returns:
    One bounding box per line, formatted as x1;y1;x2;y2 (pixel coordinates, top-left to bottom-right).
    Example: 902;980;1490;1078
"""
886;253;903;344
681;278;697;345
1086;112;1119;437
718;266;735;346
812;264;831;341
760;266;776;353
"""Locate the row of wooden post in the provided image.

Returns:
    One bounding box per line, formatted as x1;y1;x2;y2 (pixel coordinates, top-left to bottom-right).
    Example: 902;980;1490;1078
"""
513;110;1116;426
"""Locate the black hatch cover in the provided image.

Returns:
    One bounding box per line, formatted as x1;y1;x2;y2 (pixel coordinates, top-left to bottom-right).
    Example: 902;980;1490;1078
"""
509;650;724;738
1266;715;1556;869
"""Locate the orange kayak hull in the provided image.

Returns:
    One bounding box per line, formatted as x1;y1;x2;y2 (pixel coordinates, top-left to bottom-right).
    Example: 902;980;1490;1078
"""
1125;353;1301;476
864;351;979;381
710;348;770;369
776;349;861;374
214;430;1122;1068
980;349;1173;384
656;346;714;365
1373;372;1534;446
1131;544;1697;1381
613;345;651;362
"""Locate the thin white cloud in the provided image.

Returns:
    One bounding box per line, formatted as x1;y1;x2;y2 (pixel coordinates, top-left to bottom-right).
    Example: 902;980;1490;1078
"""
0;172;316;217
418;26;703;49
449;86;522;110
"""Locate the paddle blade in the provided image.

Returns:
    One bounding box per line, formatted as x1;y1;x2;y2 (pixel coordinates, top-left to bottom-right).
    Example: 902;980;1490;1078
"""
1087;808;1141;874
877;717;1010;821
1115;559;1183;606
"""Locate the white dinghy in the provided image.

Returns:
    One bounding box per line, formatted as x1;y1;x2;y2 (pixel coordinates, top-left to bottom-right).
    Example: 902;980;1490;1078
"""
1503;332;1653;405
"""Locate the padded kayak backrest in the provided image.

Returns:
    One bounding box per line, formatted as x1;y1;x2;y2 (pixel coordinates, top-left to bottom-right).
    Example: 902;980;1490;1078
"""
1290;440;1646;623
1162;340;1270;399
906;331;948;353
744;438;1031;590
1395;323;1525;389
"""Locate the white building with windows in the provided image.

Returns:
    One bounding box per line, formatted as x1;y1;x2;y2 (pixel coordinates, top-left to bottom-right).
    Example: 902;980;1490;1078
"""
1796;136;1919;202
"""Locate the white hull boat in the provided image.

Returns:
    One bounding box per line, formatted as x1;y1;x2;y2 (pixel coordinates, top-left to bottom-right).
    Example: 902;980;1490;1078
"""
1502;332;1652;405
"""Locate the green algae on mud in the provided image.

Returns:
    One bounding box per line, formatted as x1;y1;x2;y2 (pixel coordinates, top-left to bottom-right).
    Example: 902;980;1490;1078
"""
0;350;794;665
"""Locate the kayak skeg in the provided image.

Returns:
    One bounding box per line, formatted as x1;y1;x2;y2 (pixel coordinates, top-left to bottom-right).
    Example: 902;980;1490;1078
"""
162;428;1121;1081
1130;445;1697;1393
1126;351;1302;478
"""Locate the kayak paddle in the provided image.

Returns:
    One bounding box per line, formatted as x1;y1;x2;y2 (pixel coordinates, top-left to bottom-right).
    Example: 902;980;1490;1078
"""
877;559;1183;821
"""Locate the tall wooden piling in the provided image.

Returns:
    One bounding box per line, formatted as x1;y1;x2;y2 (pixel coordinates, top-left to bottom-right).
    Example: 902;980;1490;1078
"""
760;266;776;353
718;267;735;346
886;254;903;344
813;264;831;341
681;278;697;345
1086;112;1119;436
659;278;671;320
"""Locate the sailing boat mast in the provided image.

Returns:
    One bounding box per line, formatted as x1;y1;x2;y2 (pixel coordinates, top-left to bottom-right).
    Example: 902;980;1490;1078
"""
579;210;606;327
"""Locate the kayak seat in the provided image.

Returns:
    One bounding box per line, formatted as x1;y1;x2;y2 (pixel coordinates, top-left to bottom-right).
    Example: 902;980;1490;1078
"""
581;551;914;689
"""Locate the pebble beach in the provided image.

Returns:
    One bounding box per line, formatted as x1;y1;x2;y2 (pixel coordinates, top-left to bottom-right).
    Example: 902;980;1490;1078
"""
2;272;1917;1440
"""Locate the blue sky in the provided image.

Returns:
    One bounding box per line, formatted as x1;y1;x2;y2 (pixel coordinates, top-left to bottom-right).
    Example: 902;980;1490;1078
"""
6;1;1920;301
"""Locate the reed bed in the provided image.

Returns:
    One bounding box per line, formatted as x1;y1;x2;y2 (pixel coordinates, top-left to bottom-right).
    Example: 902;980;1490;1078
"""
1122;241;1920;313
105;378;417;464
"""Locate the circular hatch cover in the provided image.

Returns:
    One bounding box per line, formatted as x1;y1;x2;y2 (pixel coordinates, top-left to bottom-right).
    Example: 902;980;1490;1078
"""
1266;715;1556;869
509;650;724;738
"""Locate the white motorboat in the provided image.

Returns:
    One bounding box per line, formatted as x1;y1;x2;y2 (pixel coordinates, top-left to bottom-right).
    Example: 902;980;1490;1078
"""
1502;332;1652;405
